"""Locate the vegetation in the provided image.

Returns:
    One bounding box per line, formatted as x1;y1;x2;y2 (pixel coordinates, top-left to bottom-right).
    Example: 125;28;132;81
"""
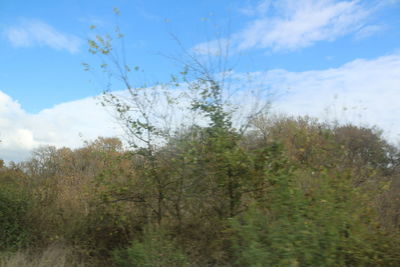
1;114;400;266
2;16;400;266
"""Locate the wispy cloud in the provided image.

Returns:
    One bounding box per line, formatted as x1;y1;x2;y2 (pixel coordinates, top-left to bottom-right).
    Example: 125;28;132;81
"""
4;19;82;53
192;38;231;56
237;0;371;51
195;0;388;54
354;24;383;39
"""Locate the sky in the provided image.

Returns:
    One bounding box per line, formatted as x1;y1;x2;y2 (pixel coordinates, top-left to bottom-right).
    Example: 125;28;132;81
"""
0;0;400;162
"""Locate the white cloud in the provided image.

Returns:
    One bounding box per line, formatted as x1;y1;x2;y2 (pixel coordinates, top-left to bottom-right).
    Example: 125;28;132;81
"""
266;53;400;142
0;88;201;163
0;92;122;162
1;53;400;162
195;0;387;54
4;19;82;53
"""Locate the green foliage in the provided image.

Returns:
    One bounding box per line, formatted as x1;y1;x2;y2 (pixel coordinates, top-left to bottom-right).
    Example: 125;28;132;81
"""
112;226;189;267
0;181;31;251
191;80;232;130
229;153;400;266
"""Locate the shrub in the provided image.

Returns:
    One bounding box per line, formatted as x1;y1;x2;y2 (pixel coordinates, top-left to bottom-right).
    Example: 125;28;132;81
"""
229;166;400;267
0;185;31;251
112;226;189;267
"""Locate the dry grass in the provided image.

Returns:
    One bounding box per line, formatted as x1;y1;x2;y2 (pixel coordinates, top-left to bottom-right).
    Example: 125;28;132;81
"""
0;244;85;267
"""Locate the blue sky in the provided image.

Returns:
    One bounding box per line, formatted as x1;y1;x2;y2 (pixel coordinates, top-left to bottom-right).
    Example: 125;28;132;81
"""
0;0;400;161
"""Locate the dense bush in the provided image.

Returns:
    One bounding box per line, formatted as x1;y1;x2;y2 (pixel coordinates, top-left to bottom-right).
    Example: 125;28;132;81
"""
112;226;188;267
1;116;400;266
0;171;31;251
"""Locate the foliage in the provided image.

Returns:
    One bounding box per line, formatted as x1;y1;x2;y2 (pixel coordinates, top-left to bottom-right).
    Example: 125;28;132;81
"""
0;171;31;251
112;226;188;267
1;116;400;265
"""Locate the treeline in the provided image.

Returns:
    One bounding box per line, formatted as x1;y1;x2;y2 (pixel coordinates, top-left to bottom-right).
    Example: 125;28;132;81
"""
1;115;400;266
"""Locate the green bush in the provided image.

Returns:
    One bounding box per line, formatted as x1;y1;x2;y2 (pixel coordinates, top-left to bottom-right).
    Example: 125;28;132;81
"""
0;186;31;251
112;226;189;267
229;165;400;267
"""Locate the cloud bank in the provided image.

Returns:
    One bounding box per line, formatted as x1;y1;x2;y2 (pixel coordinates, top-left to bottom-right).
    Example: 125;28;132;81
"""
0;92;122;162
269;54;400;141
1;53;399;162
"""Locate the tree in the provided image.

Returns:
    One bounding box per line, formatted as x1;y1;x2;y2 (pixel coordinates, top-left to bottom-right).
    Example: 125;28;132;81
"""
84;10;271;227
